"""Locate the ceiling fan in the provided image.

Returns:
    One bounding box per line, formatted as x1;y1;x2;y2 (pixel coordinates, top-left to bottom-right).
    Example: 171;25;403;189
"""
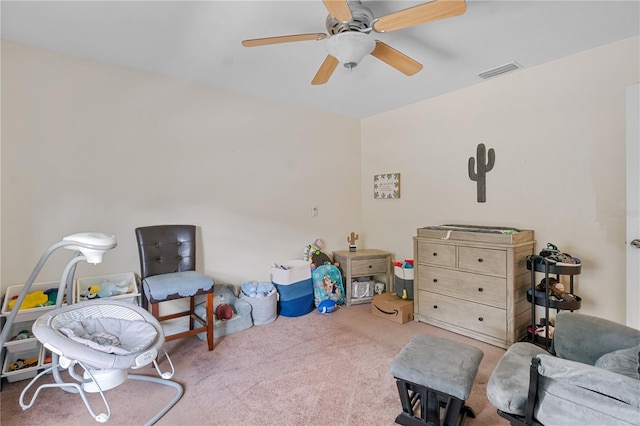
241;0;466;85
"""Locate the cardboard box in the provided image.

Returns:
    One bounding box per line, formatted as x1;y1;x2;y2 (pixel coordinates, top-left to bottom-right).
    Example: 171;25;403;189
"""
371;293;414;324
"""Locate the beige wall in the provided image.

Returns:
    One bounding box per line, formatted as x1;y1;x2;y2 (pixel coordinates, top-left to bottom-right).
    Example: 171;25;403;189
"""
362;36;640;323
1;40;362;290
2;36;639;324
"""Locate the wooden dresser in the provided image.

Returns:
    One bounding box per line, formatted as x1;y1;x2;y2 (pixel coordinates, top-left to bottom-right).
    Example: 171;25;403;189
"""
413;226;535;349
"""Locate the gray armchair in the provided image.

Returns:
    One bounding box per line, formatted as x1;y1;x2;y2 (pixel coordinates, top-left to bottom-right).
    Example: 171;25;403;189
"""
487;312;640;426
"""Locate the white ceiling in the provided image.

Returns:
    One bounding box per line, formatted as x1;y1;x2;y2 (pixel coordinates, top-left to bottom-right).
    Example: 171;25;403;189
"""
2;0;639;118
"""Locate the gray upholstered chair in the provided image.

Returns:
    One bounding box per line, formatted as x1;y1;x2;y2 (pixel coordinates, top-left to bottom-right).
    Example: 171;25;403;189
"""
487;312;640;425
135;225;214;351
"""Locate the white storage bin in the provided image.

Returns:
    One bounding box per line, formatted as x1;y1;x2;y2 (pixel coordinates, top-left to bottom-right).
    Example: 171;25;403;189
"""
394;266;415;280
74;272;139;304
241;291;277;326
2;347;40;383
3;320;37;354
270;260;311;285
1;281;64;322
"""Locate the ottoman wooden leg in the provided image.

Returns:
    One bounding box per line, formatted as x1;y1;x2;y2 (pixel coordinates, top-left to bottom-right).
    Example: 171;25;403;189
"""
394;378;474;426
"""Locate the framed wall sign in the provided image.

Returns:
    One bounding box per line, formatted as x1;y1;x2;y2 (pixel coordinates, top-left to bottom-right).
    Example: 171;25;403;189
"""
374;173;401;199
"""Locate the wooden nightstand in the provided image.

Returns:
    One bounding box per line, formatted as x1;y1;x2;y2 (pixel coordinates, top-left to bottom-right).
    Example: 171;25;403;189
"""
333;249;393;306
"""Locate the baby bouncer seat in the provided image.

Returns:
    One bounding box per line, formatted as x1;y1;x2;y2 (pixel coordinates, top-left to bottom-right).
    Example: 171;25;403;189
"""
0;232;183;425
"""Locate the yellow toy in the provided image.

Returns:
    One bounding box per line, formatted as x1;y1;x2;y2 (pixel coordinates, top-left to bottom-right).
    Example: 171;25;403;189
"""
8;357;39;371
8;290;48;310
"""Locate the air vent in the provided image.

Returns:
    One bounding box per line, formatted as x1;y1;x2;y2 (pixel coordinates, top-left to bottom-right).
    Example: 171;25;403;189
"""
477;62;522;79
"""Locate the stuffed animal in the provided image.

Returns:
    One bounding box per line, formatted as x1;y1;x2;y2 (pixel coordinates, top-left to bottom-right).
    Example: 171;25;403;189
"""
311;252;332;269
44;288;60;305
304;238;324;261
305;238;340;270
97;280;131;298
79;279;131;300
8;290;48;310
11;329;34;341
535;277;575;302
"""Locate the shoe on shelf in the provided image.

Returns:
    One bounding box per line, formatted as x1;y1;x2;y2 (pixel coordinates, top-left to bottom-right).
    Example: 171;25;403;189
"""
539;242;581;267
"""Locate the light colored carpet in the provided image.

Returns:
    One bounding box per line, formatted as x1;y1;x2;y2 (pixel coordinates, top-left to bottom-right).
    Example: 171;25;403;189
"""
0;303;508;426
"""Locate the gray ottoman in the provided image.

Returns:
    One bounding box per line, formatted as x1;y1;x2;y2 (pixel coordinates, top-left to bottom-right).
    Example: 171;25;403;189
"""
390;334;484;426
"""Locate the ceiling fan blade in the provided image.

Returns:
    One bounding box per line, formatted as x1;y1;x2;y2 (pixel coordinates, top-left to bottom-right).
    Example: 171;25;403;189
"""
311;55;339;85
322;0;352;22
370;41;423;76
242;33;327;47
373;0;466;33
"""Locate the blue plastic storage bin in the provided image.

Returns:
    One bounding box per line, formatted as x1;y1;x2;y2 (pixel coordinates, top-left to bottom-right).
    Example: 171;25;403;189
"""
274;279;314;317
271;260;314;317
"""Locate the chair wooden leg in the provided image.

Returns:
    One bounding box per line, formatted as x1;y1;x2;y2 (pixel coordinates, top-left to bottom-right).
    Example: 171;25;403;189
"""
206;292;214;351
142;293;149;311
189;296;196;331
151;302;160;320
145;294;213;350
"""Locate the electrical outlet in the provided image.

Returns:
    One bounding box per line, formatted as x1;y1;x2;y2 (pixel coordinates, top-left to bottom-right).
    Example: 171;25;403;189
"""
311;205;319;217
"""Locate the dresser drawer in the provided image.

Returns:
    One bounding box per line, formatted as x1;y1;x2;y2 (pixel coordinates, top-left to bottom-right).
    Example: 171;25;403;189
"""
418;267;506;309
418;292;506;340
416;242;455;267
458;247;506;276
350;258;388;276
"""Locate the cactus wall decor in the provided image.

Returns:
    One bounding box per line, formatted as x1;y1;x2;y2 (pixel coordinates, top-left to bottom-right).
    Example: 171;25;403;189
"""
468;143;495;203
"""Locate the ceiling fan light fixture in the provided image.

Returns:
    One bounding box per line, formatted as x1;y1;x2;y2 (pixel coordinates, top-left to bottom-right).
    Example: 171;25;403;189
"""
326;32;375;69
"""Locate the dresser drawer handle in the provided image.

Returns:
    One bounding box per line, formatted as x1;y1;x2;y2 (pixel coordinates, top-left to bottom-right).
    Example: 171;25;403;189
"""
478;287;483;292
478;317;484;322
433;279;438;283
433;305;438;309
478;258;484;263
368;265;372;268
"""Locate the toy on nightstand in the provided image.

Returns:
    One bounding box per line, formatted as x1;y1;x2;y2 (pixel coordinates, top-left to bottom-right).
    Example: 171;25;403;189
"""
347;232;359;252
